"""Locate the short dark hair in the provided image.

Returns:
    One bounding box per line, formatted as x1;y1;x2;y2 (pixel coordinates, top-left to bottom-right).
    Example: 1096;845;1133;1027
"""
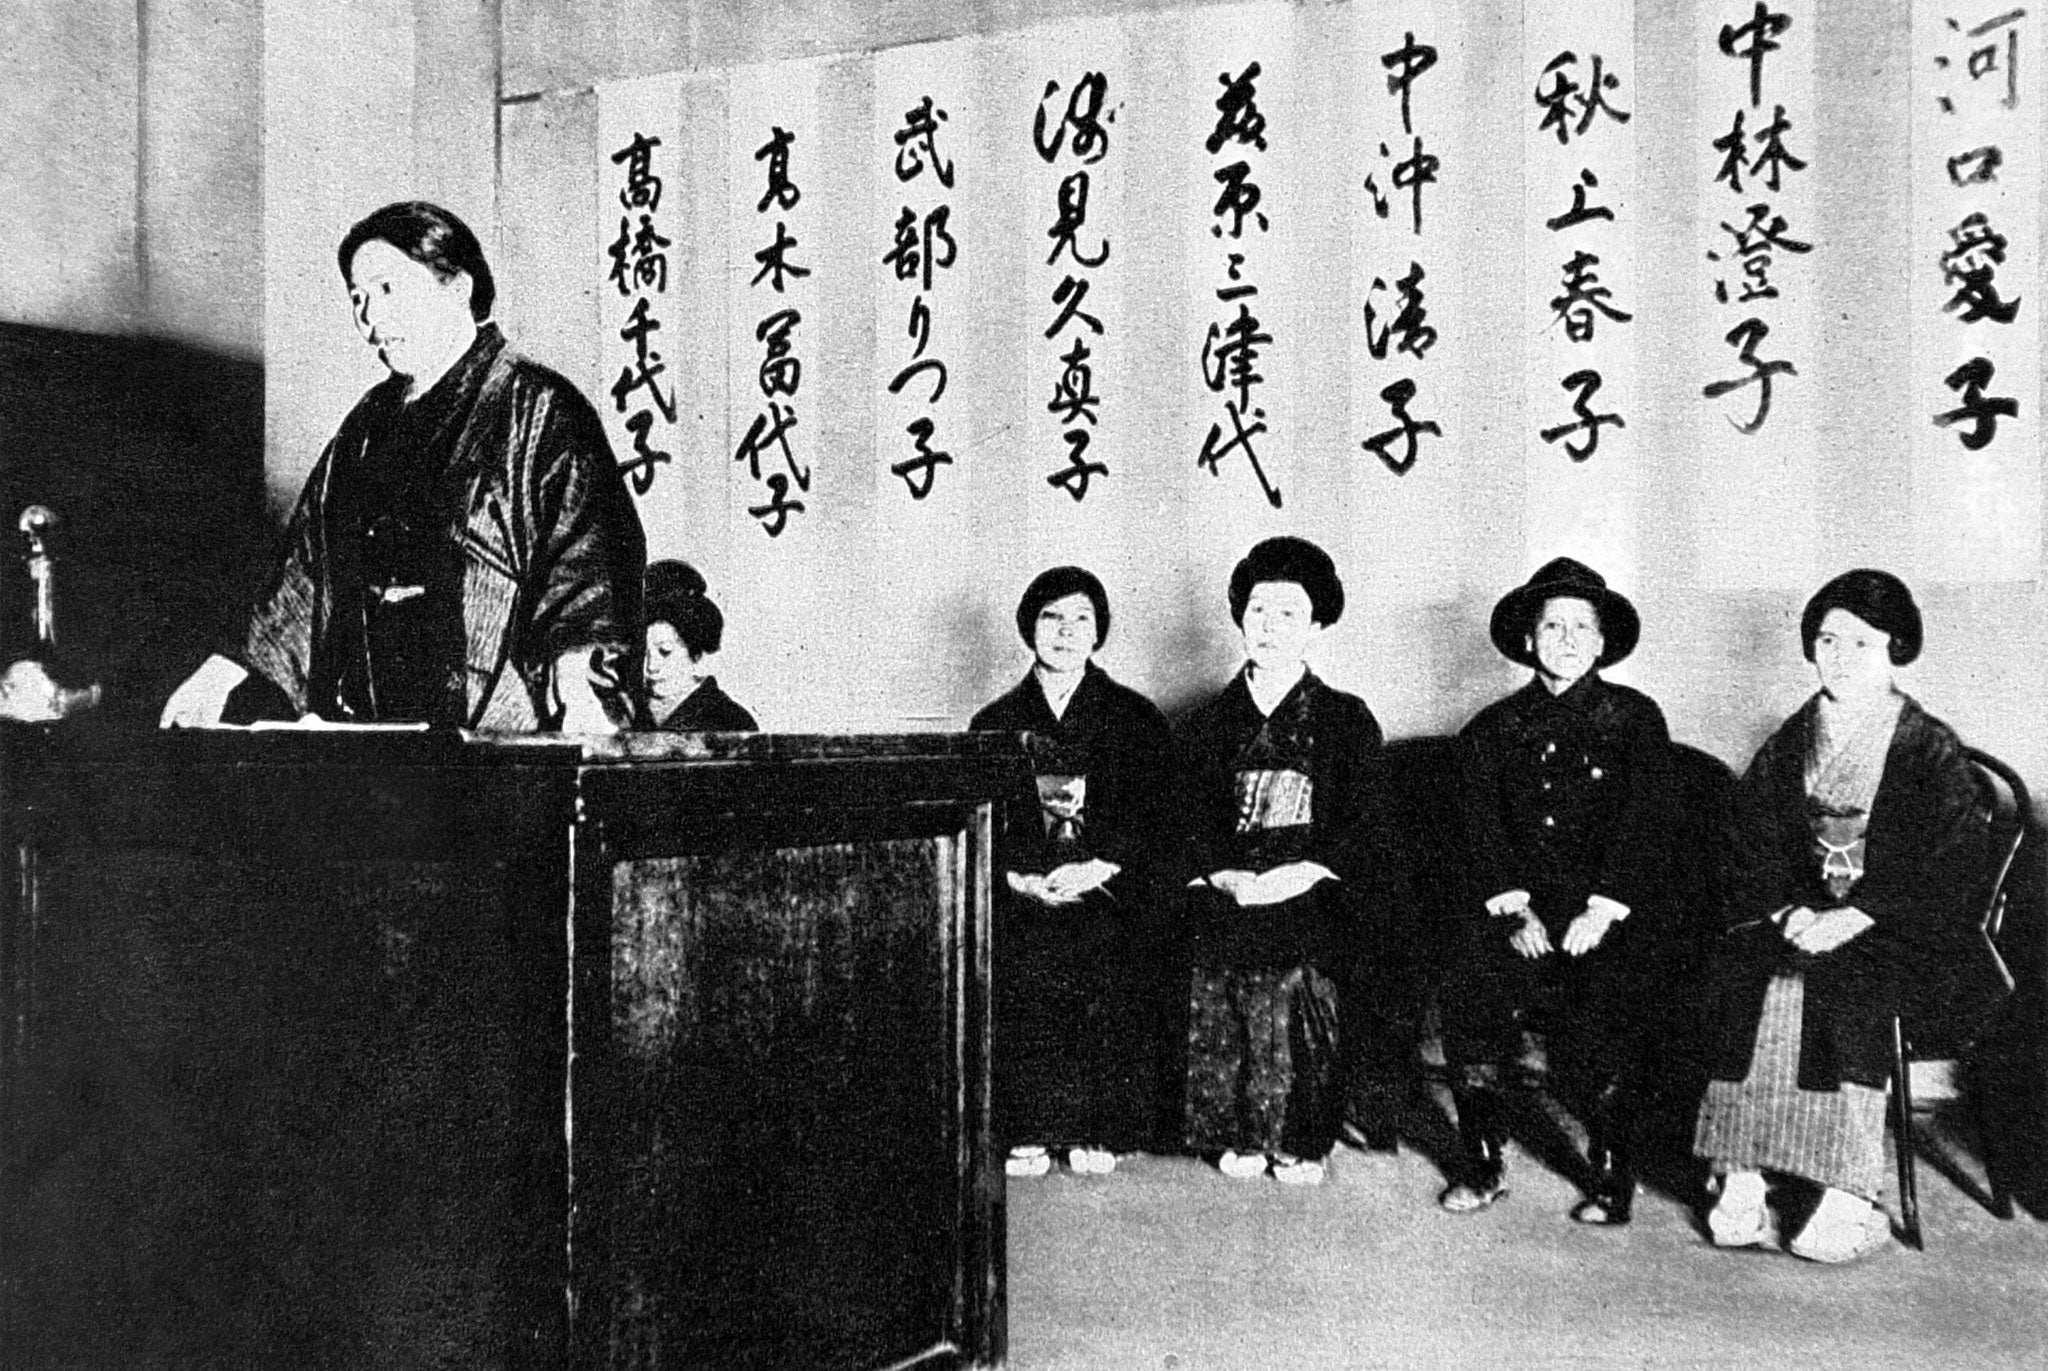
644;560;725;659
1800;568;1922;666
336;201;496;322
1016;566;1110;650
1228;536;1345;627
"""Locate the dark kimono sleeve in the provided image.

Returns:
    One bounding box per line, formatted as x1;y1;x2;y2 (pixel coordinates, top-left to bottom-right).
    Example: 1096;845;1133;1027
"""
1721;725;1807;931
1457;710;1526;908
1317;696;1389;884
510;383;645;672
236;444;333;714
1171;695;1248;882
1844;711;1986;951
1589;692;1675;916
1090;690;1182;885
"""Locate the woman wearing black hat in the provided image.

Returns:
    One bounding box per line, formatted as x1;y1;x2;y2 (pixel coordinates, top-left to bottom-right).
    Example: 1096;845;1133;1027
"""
1176;537;1400;1185
1437;557;1676;1224
1694;570;1984;1263
635;561;757;731
971;567;1177;1177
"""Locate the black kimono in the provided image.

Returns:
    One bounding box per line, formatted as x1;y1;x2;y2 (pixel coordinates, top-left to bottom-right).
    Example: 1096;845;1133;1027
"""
238;325;645;729
971;662;1177;1154
638;677;758;732
1439;672;1675;1101
1703;694;1986;1093
1175;667;1397;1159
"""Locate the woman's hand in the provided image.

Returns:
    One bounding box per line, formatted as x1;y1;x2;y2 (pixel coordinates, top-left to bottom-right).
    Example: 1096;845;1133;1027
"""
1006;870;1081;906
1042;858;1118;902
1197;870;1257;902
1561;905;1623;957
553;648;619;735
159;654;250;729
1509;909;1553;960
1782;905;1875;955
1238;861;1336;907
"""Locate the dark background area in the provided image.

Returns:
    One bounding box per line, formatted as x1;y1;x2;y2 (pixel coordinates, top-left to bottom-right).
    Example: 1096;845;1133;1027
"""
0;323;270;731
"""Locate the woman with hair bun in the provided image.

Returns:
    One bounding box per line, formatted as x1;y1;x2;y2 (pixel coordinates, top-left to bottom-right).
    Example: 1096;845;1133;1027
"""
1694;569;1985;1263
636;560;757;731
971;566;1177;1178
1175;536;1401;1186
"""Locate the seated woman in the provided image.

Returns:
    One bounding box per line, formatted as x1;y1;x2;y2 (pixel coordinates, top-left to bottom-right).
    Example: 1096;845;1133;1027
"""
1177;537;1397;1185
1695;569;1985;1263
1437;558;1676;1224
970;567;1176;1177
636;561;757;731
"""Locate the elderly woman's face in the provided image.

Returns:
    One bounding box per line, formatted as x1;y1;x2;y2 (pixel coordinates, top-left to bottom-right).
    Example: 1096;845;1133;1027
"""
1528;595;1604;688
347;239;474;382
1813;607;1894;701
1031;592;1098;675
1240;581;1318;671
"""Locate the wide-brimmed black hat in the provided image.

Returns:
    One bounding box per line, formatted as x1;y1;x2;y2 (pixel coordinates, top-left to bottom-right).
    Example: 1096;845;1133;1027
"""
1800;568;1922;666
1488;557;1640;669
1229;536;1345;626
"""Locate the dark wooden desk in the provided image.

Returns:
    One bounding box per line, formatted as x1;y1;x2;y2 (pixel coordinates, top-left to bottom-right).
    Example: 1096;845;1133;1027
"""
0;727;1020;1371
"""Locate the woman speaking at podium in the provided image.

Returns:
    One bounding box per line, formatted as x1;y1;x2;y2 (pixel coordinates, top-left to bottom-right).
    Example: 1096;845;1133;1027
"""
160;201;644;732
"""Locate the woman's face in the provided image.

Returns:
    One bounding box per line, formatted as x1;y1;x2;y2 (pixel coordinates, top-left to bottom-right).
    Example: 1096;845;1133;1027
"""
347;239;474;382
643;621;698;698
1812;607;1894;702
1031;592;1098;675
1528;595;1605;688
1239;581;1318;671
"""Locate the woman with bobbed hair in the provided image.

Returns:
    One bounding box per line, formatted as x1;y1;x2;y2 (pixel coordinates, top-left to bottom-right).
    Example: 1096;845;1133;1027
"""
970;566;1177;1177
1694;569;1986;1263
636;560;756;731
1175;536;1403;1185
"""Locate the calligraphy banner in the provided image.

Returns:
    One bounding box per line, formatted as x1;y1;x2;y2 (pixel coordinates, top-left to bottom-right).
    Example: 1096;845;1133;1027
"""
1524;0;1641;589
595;70;700;560
1694;0;1820;590
1910;1;2041;583
1179;1;1301;595
1344;0;1473;609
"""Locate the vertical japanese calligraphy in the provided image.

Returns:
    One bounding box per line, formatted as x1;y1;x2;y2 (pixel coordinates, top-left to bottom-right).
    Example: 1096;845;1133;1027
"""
1525;1;1641;580
1912;2;2041;580
1193;45;1282;508
597;80;685;505
877;75;964;504
1695;0;1820;588
1034;67;1118;502
733;104;814;539
1357;21;1447;482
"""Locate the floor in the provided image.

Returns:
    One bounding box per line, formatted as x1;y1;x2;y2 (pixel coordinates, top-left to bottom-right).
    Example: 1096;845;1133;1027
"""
1006;1092;2048;1371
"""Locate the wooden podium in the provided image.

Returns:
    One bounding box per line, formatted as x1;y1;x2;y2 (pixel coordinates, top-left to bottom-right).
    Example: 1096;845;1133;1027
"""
0;727;1021;1370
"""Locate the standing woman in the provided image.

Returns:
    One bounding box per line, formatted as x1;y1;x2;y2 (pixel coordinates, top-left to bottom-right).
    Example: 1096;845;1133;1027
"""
1437;558;1675;1223
161;200;642;731
1695;570;1985;1263
971;567;1177;1177
636;560;757;731
1177;537;1394;1184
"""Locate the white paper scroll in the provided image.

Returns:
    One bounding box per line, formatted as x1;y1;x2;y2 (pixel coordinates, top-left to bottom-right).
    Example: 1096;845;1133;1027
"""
1694;0;1820;589
1911;1;2041;583
595;72;693;547
1524;0;1642;590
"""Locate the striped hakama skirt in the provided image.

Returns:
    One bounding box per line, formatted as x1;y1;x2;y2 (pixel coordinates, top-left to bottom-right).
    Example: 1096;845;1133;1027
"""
1693;974;1889;1200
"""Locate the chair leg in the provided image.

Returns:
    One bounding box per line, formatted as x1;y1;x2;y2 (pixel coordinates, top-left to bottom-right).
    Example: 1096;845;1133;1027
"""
1964;1058;2017;1220
1892;1017;1923;1251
